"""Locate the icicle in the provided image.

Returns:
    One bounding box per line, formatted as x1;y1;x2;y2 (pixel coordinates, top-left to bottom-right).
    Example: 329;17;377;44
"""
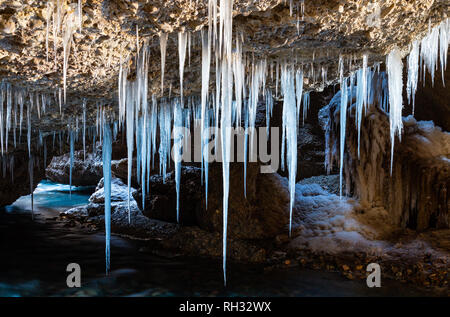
27;98;31;157
233;34;245;128
178;31;188;106
439;18;449;86
102;122;112;274
82;98;86;161
338;56;348;198
5;83;11;153
420;21;439;87
18;89;23;139
141;98;148;209
160;33;168;96
386;48;404;174
0;84;3;155
407;41;419;114
302;91;310;125
62;9;76;105
78;0;83;32
281;64;297;237
295;68;303;122
46;2;52;62
58;88;62;114
201;29;211;206
265;88;273;136
209;0;217;51
219;0;234;287
188;31;191;67
355;54;368;157
29;155;34;220
69;129;74;196
173;99;183;223
126;84;135;224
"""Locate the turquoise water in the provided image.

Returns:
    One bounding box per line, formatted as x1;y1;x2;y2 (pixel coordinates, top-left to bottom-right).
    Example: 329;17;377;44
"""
0;181;442;297
3;180;95;215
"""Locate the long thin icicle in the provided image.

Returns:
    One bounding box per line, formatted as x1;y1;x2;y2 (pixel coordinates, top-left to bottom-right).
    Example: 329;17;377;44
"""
406;41;419;113
102;122;112;274
126;82;135;224
82;98;86;160
338;56;348;198
281;64;297;237
386;48;404;174
201;29;211;207
160;33;168;96
178;32;188;106
173;99;183;223
69;129;74;196
219;0;234;287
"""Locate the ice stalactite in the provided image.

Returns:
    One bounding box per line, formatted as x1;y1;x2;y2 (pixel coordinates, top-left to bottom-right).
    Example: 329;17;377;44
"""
46;2;52;62
280;64;297;237
355;54;368;157
158;102;172;182
62;8;76;105
5;83;11;153
178;32;188;106
386;48;404;174
26;99;31;156
69;128;74;196
438;19;449;85
173;99;183;223
406;41;419;113
0;85;3;155
82;99;86;161
201;29;211;206
338;56;348;198
218;0;234;287
295;68;303;122
420;21;440;87
302;91;310;125
247;60;266;189
141;101;148;209
26;97;33;218
265;88;273;136
209;0;217;51
126;83;135;224
220;56;233;286
18;89;24;139
160;33;168;96
78;0;83;32
233;34;245;129
102;122;112;275
29;155;34;220
58;88;62;114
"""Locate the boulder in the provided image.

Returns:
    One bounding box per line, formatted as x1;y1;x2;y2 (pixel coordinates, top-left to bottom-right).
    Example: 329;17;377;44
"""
46;149;102;186
89;177;136;204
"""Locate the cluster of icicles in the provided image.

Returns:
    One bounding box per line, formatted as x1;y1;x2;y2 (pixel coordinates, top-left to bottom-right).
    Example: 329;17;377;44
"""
331;18;450;199
0;81;116;221
0;0;449;285
115;10;449;284
116;0;318;284
44;0;83;106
